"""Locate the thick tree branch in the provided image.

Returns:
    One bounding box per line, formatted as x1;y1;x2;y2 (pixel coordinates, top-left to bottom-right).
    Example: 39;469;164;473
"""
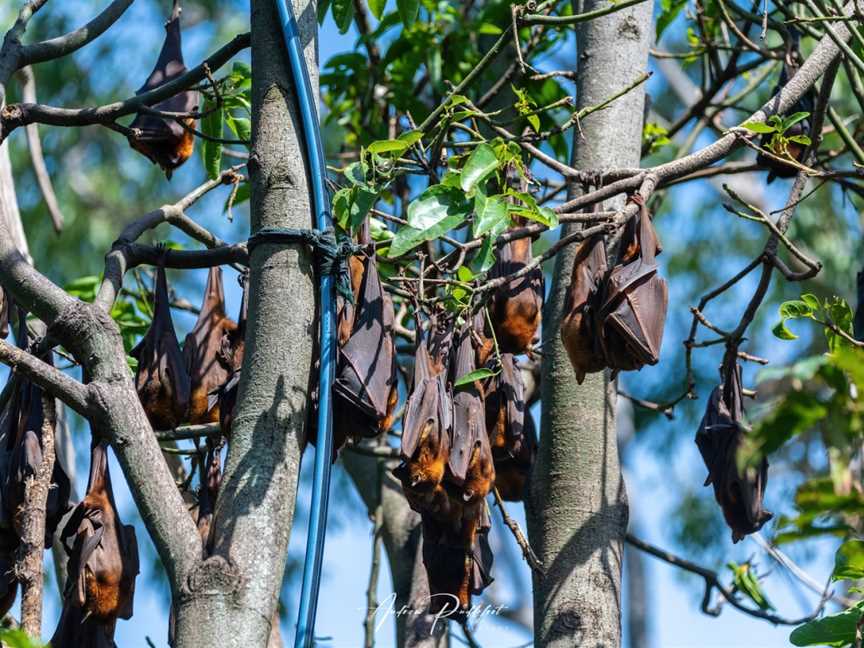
0;206;202;593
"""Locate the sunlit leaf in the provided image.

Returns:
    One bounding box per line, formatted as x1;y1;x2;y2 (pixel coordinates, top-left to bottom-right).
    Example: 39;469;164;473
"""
790;605;863;646
454;368;496;387
833;540;864;581
407;185;470;230
460;144;499;194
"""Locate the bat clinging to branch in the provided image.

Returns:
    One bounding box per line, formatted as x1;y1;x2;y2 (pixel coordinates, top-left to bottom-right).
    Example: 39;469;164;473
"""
596;195;668;373
488;233;544;355
131;264;191;431
333;249;398;440
560;232;608;384
127;0;198;178
51;442;139;646
484;354;536;501
696;356;772;543
394;316;452;519
184;268;237;425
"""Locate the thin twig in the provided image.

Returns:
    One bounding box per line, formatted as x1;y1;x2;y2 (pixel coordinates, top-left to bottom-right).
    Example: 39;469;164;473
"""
492;487;543;574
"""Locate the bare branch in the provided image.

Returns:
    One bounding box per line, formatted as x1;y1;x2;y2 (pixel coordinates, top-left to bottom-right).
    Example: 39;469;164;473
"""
17;65;64;233
20;0;135;67
96;165;246;309
626;533;832;625
0;31;251;141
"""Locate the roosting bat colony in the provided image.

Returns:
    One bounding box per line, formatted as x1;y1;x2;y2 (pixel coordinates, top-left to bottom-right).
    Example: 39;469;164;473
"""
0;0;790;641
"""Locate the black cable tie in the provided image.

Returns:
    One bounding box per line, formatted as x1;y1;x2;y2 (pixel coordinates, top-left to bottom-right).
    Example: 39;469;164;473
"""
247;225;366;304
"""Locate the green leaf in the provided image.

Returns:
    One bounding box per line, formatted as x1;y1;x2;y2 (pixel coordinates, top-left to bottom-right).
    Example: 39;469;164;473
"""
772;319;798;340
226;115;251;143
787;134;812;146
333;186;378;231
454;368;496;387
742;121;777;134
201;99;224;180
790;605;863;646
0;628;46;648
331;0;354;33
388;213;465;258
472;192;509;238
800;293;820;311
396;0;419;26
407;185;470;230
368;139;411;155
782;111;811;131
656;0;687;40
470;235;496;274
527;113;541;133
460;144;499;194
317;0;331;24
780;299;815;320
507;190;559;228
64;275;101;302
833;540;864;581
344;161;369;187
367;131;421;157
369;0;387;19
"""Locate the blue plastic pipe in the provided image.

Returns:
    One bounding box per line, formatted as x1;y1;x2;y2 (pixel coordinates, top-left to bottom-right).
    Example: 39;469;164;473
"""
272;2;335;647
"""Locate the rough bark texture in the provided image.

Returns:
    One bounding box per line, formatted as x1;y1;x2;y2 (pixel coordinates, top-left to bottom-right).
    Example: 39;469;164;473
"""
17;394;55;637
525;1;652;646
173;1;319;645
342;452;446;648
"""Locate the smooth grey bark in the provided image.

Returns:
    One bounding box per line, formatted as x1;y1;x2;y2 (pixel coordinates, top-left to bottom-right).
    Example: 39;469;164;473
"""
342;452;447;648
173;1;319;645
526;1;653;646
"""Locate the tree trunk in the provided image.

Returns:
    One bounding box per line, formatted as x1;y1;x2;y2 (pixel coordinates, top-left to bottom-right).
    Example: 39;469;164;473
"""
172;1;319;645
525;1;652;646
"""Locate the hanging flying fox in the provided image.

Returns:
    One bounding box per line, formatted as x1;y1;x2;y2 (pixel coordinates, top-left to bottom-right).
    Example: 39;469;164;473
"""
696;358;772;543
131;265;191;430
332;247;398;441
127;0;199;177
421;501;494;615
211;272;249;439
184;268;237;425
595;195;668;374
483;353;536;501
51;441;139;648
487;231;544;355
393;316;453;519
448;324;495;505
560;232;608;383
0;287;9;339
1;317;71;547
